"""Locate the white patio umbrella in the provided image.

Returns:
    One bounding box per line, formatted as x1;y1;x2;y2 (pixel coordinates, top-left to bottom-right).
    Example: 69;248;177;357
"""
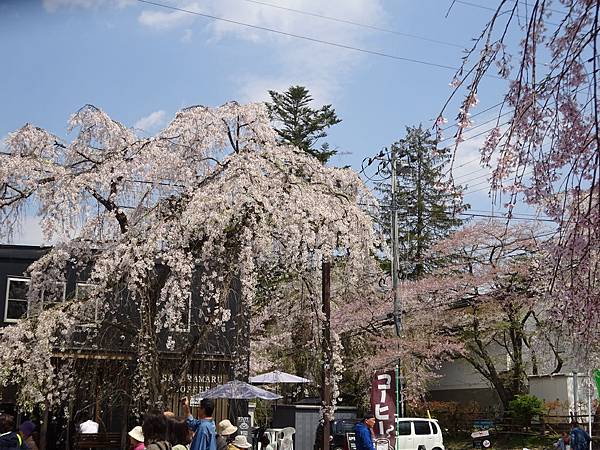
191;380;282;401
250;370;311;412
249;370;311;384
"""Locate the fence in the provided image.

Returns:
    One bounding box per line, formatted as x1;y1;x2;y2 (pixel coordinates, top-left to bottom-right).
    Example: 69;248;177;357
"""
430;412;599;435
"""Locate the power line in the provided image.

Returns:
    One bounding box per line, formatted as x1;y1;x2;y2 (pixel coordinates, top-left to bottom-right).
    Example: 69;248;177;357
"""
240;0;466;49
453;169;490;184
458;211;554;223
439;116;510;145
135;0;463;71
364;201;555;223
455;0;564;17
468;208;546;219
440;100;505;132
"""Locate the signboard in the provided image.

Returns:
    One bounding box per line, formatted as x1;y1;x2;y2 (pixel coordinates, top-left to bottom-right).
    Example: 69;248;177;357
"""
346;433;356;450
471;430;490;438
370;370;396;448
472;429;491;449
237;416;251;437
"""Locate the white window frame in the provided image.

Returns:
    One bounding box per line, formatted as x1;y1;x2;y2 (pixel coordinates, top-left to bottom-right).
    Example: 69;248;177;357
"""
173;292;192;333
4;277;31;323
75;282;100;325
41;281;67;310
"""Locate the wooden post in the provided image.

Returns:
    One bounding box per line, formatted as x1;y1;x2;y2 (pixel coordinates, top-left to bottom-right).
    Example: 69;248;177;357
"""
321;261;332;450
121;401;129;450
39;401;49;450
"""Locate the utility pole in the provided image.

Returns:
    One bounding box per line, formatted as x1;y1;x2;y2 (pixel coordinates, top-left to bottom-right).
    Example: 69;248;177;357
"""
391;147;404;439
321;260;332;450
391;147;401;336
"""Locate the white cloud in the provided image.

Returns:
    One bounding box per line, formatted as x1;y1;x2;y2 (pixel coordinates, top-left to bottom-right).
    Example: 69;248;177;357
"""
45;0;386;103
211;0;384;100
43;0;133;12
134;110;166;132
450;134;489;182
138;2;199;29
136;0;385;100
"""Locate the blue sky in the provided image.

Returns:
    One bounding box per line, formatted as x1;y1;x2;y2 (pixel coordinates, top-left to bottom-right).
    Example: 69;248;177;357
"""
1;0;535;244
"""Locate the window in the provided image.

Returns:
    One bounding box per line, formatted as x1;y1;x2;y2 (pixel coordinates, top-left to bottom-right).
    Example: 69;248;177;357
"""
42;282;66;310
396;421;412;436
413;421;432;435
4;278;30;322
430;421;440;434
173;292;192;333
26;281;67;317
76;282;99;324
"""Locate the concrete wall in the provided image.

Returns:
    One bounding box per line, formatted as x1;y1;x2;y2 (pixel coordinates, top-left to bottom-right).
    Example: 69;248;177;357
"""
430;359;491;392
529;373;597;422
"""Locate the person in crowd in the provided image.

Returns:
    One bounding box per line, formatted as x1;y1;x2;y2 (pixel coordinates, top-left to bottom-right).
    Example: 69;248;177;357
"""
227;435;251;450
0;413;27;450
18;421;38;450
569;421;591;450
553;431;571;450
354;414;376;450
169;418;193;450
143;410;172;450
128;425;145;450
78;414;99;434
29;432;40;450
182;397;216;450
216;420;237;450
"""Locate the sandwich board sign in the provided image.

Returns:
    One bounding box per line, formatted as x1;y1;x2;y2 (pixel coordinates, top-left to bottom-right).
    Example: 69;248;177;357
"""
237;416;251;437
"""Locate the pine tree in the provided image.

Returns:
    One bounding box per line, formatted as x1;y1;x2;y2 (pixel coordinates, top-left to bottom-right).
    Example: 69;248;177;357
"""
266;86;341;163
377;125;468;279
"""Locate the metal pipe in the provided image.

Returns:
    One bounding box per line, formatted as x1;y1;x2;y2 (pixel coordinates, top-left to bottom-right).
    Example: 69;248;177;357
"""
391;147;401;336
573;371;579;423
588;370;593;449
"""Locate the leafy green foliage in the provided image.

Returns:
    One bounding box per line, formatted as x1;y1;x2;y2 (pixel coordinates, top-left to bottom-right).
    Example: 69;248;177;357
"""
507;394;545;428
377;125;467;279
267;86;341;163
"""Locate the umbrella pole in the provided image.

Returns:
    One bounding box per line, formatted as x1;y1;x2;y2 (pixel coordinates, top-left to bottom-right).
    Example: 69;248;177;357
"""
273;384;278;426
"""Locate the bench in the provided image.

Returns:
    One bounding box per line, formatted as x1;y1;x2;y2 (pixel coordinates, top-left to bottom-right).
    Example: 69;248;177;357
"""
73;432;122;449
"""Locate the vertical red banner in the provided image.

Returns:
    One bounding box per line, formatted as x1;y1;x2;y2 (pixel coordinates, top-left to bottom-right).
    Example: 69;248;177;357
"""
370;370;396;447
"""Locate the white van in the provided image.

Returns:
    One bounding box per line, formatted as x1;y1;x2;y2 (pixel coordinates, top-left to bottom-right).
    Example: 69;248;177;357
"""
395;418;444;450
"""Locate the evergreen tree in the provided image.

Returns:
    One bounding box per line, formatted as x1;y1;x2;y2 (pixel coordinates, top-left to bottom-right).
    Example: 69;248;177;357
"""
377;125;467;279
266;85;341;163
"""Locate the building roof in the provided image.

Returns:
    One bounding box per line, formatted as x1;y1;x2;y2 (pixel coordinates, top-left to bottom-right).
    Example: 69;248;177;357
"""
0;244;50;261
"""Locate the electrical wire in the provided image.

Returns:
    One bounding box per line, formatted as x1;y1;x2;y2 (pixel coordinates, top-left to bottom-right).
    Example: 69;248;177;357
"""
239;0;466;49
455;0;564;17
135;0;464;71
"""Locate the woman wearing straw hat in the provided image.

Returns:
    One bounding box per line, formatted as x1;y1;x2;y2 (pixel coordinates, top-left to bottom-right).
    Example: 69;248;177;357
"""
227;435;252;450
216;419;237;450
128;426;145;450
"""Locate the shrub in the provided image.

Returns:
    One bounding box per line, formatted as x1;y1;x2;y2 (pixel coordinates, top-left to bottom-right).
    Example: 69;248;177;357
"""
507;394;545;429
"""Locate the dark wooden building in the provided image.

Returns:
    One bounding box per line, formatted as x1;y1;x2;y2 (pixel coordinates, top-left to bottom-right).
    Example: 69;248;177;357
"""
0;244;248;449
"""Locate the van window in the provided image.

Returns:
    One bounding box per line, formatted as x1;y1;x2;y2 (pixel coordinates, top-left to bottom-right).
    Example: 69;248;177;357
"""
397;421;411;435
413;421;431;435
430;421;440;434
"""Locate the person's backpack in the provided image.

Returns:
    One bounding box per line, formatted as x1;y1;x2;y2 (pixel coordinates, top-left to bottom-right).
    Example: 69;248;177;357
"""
570;428;590;450
0;432;27;450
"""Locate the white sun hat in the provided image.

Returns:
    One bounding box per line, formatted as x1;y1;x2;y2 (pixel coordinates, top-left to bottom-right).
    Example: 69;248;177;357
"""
231;435;252;449
128;426;144;443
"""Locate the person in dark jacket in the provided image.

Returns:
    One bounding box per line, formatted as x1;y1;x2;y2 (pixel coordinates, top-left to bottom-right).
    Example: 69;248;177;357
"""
354;414;376;450
570;421;591;450
0;414;27;450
